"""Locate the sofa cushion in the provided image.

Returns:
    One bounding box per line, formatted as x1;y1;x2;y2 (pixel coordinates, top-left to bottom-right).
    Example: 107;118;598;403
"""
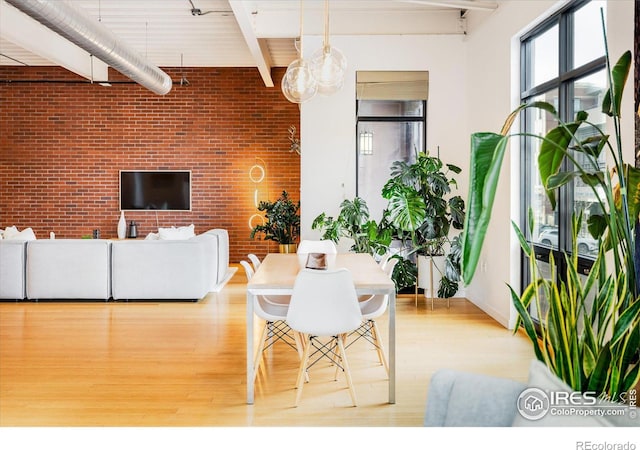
26;239;111;299
111;240;208;300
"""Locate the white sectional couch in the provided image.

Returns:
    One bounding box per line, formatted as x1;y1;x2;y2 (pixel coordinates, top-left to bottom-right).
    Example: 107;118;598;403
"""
0;229;230;301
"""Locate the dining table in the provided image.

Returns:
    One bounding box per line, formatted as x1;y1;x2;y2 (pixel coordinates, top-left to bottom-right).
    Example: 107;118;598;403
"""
245;252;397;404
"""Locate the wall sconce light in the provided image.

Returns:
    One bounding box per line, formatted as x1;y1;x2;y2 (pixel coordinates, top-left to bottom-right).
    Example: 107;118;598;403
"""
359;131;373;155
249;158;267;230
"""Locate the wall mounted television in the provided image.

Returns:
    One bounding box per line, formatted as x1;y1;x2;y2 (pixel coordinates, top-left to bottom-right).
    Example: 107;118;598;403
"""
120;170;191;211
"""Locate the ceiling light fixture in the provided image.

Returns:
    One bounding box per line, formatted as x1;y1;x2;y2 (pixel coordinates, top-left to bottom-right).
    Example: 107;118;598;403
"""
281;0;317;104
309;0;346;96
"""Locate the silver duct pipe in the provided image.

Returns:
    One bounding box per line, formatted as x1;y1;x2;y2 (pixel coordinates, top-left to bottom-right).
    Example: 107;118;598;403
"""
5;0;172;95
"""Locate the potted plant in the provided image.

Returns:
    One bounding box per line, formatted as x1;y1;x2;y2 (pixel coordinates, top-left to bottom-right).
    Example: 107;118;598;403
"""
312;197;416;291
461;47;640;400
311;197;391;256
382;151;466;299
250;190;300;253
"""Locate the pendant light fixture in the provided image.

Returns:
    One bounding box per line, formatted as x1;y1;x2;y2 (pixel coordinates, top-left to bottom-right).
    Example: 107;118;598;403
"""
281;0;318;103
309;0;347;96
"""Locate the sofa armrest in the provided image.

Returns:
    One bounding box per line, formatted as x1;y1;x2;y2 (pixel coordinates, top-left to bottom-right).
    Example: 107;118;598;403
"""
0;240;27;299
424;369;526;427
203;229;229;284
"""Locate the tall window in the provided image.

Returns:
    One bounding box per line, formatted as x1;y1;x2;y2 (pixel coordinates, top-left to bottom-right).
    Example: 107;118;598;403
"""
520;0;607;321
356;71;428;220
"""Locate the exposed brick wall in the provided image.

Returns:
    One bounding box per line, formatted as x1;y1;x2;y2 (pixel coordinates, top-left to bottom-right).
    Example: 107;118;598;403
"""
0;66;300;263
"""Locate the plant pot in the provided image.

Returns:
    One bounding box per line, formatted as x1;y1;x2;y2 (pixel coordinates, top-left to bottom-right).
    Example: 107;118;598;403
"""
417;254;446;298
279;244;297;254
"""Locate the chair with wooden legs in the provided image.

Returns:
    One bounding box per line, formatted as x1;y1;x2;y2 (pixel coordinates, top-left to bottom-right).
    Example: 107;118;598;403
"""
347;258;398;376
240;261;302;382
286;268;363;407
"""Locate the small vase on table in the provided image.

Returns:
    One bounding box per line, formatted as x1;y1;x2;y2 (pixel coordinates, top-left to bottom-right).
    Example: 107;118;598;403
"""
117;211;126;239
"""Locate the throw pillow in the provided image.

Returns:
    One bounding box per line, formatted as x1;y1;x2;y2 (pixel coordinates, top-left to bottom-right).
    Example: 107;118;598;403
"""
511;359;634;427
3;226;19;239
4;226;36;241
158;224;195;240
145;232;159;240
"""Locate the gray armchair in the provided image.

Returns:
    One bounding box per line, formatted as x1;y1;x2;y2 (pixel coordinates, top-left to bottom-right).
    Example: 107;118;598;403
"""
424;361;639;427
424;369;525;427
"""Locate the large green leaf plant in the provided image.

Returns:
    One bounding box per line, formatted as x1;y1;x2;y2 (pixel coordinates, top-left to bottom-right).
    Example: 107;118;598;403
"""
382;152;466;297
311;197;392;256
250;190;300;245
461;46;640;400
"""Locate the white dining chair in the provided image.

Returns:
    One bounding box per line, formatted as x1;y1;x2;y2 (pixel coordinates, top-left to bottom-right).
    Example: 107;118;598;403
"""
245;253;290;306
377;251;392;270
347;258;398;376
240;260;302;382
296;239;338;254
248;253;261;271
286;268;363;407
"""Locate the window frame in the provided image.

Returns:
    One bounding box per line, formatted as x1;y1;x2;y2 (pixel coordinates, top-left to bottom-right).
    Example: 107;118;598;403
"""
355;99;427;198
519;0;607;305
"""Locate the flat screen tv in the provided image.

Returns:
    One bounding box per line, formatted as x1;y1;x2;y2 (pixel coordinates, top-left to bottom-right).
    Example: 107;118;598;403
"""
120;170;191;211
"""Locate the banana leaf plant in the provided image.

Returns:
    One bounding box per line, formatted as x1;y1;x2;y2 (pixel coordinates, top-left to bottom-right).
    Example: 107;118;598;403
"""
460;46;640;399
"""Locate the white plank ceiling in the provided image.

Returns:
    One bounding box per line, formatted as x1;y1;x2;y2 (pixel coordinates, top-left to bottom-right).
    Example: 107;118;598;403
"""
0;0;500;85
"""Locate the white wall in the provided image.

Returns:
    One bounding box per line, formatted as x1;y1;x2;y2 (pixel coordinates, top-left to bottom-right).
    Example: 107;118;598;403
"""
463;0;559;328
300;0;635;328
301;34;469;252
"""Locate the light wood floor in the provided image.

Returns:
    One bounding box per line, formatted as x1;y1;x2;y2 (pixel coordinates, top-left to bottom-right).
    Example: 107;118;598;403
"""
0;265;535;427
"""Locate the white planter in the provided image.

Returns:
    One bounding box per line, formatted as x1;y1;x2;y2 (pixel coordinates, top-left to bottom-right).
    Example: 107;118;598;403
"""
417;254;446;298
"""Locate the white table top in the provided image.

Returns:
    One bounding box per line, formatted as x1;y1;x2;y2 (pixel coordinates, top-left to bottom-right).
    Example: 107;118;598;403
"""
247;253;395;294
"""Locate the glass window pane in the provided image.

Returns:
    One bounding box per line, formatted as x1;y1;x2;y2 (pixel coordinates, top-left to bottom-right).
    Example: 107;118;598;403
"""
357;121;421;221
527;90;559;248
573;1;607;69
529;259;552;323
357;100;424;117
571;70;607;258
528;24;558;89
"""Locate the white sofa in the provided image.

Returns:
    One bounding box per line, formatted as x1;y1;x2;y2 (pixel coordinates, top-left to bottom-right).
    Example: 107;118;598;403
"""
26;239;112;300
0;229;230;301
0;240;28;299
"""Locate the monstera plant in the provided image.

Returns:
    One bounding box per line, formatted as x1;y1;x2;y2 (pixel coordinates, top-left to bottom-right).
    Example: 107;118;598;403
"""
311;197;391;256
382;151;466;298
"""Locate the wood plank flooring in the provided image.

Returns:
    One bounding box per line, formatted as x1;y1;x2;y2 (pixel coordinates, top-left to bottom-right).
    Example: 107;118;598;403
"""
0;265;536;427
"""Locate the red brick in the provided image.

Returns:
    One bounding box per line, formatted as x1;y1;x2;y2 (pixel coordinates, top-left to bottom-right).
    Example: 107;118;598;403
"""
0;66;300;262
